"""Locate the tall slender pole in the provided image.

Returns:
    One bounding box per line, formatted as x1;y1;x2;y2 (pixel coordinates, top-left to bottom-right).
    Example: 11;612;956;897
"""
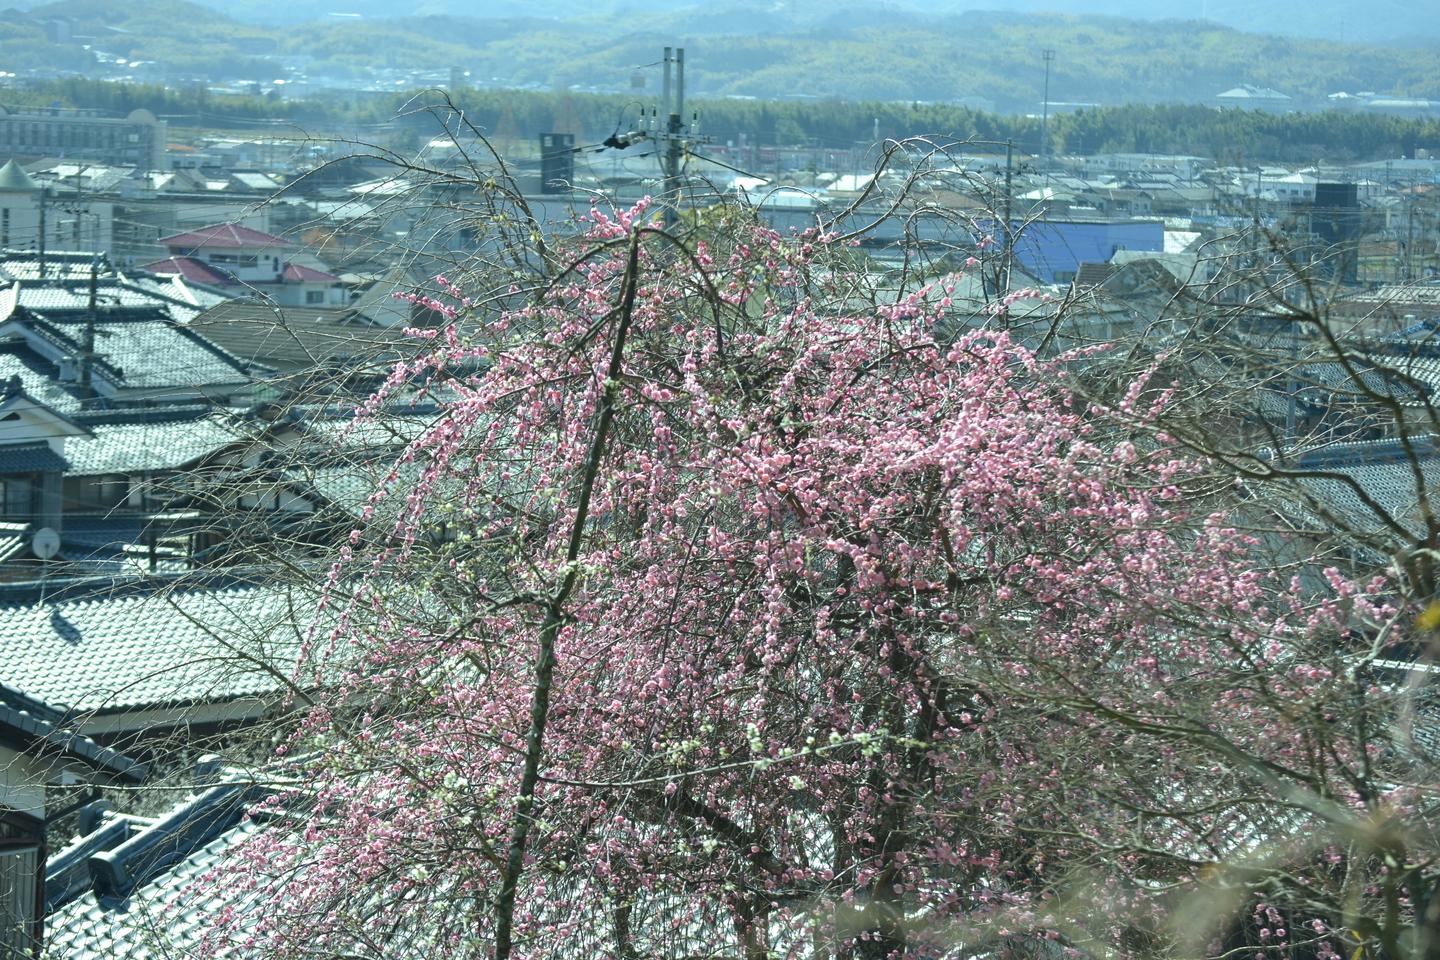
1405;191;1416;281
674;48;684;122
662;47;672;122
1041;49;1055;180
663;48;685;230
81;254;97;399
37;186;46;280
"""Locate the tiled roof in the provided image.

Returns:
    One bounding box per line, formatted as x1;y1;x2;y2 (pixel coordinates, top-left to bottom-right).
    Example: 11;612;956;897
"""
158;223;290;249
140;257;236;286
12;308;261;391
0;520;26;562
120;275;231;312
13;280;180;313
187;302;410;370
230;172;280;192
280;263;341;283
0;349;83;416
65;417;249;476
284;463;381;517
0;681;145;779
0;585;306;713
1266;440;1440;549
46;787;269;957
0;440;69;473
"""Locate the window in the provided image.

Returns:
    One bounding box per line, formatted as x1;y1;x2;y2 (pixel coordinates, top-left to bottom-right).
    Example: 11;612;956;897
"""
0;476;34;517
63;475;128;512
2;208;9;248
306;290;324;304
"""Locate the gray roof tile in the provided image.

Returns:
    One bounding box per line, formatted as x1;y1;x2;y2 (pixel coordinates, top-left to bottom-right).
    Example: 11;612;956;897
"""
0;440;69;473
0;681;144;779
65;418;249;476
0;586;305;713
46;803;263;958
20;311;257;391
0;350;83;416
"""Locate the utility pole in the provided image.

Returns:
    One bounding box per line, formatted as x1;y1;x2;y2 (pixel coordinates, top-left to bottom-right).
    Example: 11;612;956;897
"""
1404;190;1416;281
661;46;672;125
1041;49;1055;180
659;47;687;229
81;253;97;399
605;47;710;227
72;164;87;248
37;185;46;280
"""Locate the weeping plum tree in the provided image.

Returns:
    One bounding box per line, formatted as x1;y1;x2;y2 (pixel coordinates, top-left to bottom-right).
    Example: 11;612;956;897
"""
190;200;1433;960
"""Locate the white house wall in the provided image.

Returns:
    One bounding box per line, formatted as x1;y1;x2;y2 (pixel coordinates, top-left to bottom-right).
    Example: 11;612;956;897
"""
0;744;48;818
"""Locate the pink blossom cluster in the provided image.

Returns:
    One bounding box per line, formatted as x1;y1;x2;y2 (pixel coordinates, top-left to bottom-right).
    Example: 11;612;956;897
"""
188;204;1416;960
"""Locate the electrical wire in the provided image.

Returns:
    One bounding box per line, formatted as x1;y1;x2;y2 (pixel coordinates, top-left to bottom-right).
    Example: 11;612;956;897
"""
684;149;764;181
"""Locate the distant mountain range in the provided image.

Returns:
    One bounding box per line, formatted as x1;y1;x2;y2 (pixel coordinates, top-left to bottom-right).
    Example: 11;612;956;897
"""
5;0;1430;46
6;0;1440;111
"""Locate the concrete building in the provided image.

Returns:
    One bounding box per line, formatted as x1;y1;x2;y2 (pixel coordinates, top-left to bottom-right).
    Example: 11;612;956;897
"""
0;107;166;172
0;159;41;253
1247;171;1319;202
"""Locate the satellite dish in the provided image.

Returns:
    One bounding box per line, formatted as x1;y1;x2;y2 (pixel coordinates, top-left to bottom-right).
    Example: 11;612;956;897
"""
31;527;59;560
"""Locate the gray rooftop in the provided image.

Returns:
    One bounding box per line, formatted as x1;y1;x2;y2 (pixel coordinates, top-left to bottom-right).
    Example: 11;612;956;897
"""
18;310;259;391
0;585;307;714
0;350;83;416
0;681;145;780
46;805;263;958
0;440;69;473
65;417;250;476
0;158;39;192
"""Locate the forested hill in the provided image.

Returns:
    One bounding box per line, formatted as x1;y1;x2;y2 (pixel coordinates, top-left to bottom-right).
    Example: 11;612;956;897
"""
7;79;1440;164
6;0;1440;111
6;0;1437;43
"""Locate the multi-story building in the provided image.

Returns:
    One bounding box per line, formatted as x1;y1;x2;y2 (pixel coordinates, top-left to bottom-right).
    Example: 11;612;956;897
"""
0;107;166;172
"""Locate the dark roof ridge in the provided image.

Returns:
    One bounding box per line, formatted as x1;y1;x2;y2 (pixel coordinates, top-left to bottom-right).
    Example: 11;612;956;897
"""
0;679;146;781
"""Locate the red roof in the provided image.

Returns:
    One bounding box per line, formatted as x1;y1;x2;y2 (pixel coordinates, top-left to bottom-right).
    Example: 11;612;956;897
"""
139;257;237;286
157;223;291;249
282;263;342;283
